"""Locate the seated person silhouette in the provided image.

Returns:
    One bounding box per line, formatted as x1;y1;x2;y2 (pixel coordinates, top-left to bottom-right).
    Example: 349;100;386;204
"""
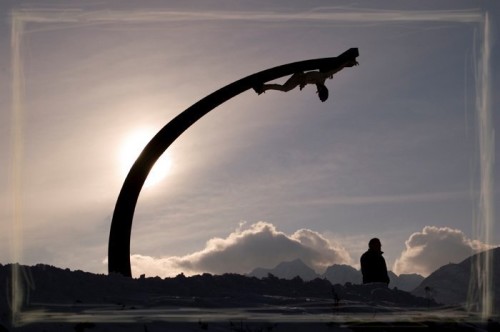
360;238;390;285
253;59;358;102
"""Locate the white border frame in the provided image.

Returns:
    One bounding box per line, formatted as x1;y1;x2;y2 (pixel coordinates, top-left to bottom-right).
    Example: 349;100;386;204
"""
9;7;493;325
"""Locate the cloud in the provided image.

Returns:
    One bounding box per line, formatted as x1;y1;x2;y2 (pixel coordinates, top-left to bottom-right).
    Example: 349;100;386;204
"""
129;221;351;278
393;226;494;276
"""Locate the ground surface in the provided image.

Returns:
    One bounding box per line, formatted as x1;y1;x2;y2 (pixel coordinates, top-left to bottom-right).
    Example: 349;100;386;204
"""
1;264;497;331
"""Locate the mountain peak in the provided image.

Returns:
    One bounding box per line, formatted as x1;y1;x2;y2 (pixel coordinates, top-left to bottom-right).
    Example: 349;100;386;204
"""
248;259;319;281
276;258;309;268
412;247;500;307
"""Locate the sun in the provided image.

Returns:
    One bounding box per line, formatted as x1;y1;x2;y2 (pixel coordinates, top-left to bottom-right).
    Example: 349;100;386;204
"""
119;129;172;188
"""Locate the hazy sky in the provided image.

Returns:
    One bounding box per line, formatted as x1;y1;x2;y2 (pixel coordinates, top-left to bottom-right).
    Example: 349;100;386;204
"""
1;0;499;278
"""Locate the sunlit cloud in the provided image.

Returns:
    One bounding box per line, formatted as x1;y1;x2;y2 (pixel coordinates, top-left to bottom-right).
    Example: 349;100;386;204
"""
393;226;495;277
128;221;351;278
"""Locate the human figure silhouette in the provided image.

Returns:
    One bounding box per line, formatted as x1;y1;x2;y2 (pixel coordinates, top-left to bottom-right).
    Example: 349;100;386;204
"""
253;59;358;102
360;238;390;285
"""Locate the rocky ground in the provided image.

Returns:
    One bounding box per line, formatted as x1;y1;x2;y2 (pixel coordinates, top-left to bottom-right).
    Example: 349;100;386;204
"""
0;263;497;331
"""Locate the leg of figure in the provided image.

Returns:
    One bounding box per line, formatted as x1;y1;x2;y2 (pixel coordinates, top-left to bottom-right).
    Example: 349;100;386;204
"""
279;72;304;91
254;72;304;94
261;83;286;92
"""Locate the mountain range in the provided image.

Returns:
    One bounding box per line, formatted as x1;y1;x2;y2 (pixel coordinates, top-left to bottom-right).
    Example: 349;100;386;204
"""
248;247;499;308
248;259;424;292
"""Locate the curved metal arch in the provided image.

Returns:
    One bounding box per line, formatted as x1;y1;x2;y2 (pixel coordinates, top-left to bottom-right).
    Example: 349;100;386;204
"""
108;48;359;277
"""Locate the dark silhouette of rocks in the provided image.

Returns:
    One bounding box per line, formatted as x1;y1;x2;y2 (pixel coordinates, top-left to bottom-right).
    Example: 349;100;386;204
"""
331;282;434;309
0;263;436;313
0;260;494;332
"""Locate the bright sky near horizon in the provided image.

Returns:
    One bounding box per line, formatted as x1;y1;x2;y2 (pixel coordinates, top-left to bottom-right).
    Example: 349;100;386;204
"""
1;0;499;278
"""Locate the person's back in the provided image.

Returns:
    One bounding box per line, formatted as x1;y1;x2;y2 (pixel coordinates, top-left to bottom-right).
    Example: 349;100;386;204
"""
360;238;390;285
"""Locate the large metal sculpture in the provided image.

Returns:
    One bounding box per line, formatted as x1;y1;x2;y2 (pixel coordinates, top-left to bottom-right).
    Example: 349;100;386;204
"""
108;48;359;277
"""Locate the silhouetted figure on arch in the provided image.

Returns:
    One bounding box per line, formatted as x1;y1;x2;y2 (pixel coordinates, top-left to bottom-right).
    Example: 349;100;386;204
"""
360;238;390;285
253;59;358;102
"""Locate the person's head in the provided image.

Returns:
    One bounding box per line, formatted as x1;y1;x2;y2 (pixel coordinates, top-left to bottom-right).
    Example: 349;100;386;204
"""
316;84;329;102
368;238;382;251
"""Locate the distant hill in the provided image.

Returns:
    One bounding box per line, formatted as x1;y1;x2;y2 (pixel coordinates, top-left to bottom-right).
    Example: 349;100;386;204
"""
248;259;319;281
391;273;424;292
323;264;362;285
412;247;499;310
250;261;423;292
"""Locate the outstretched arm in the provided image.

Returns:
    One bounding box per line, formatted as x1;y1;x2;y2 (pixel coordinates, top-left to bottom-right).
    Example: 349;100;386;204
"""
322;59;359;78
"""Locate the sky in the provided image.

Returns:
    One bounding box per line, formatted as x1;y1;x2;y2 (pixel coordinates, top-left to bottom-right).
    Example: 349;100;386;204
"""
1;0;499;278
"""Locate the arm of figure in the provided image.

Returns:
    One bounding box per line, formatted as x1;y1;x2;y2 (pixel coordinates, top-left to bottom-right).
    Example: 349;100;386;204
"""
323;59;359;78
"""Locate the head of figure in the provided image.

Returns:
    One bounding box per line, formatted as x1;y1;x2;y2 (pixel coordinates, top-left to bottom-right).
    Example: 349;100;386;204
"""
316;84;329;102
368;238;382;252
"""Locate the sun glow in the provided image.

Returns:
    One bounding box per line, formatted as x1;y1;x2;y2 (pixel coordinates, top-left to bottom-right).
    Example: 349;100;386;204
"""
119;129;172;188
